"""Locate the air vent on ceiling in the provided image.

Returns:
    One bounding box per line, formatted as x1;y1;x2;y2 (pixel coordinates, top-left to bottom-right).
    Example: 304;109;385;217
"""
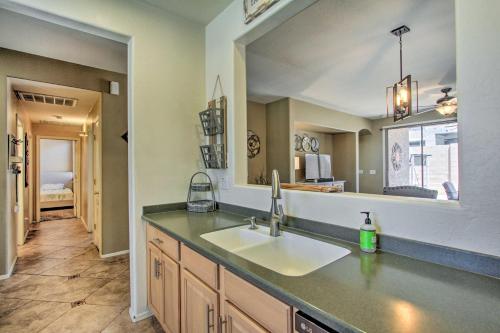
15;91;78;107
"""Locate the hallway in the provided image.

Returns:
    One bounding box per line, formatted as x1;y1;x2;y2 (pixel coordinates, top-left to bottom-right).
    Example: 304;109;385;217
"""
0;219;162;332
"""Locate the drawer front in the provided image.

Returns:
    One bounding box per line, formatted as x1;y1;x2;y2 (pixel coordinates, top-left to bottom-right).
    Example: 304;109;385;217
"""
224;270;292;333
147;224;179;261
181;244;218;290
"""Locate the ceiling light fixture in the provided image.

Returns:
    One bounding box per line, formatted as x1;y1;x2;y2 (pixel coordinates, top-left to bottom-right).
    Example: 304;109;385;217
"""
386;25;419;122
435;87;457;116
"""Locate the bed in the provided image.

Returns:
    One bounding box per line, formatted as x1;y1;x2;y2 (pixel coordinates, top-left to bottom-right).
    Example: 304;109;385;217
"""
40;172;74;209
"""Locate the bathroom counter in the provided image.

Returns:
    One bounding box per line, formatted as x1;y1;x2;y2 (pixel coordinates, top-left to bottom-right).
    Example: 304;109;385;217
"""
143;209;500;333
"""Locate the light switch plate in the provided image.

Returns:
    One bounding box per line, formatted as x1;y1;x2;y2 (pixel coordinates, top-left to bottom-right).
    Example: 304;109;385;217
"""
218;176;230;190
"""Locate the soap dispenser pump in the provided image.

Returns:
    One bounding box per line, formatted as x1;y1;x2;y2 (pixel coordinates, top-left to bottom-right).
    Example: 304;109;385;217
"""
360;212;377;253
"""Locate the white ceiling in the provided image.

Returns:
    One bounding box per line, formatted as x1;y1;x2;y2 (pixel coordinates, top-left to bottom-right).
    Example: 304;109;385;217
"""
246;0;456;118
140;0;233;24
10;78;100;126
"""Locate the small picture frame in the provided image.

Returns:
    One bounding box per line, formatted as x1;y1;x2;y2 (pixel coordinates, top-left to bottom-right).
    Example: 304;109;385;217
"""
244;0;279;24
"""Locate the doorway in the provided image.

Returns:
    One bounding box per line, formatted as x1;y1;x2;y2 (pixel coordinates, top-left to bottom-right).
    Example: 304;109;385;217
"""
8;77;103;251
37;137;79;222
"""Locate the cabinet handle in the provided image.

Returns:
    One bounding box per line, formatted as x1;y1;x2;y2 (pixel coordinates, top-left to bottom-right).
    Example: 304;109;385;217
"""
207;305;215;332
153;238;164;244
153;258;158;278
157;261;162;278
218;316;227;333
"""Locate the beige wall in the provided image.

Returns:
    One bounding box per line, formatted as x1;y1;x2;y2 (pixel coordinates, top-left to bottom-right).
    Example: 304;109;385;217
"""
247;101;267;184
331;132;357;192
0;48;128;274
266;98;291;183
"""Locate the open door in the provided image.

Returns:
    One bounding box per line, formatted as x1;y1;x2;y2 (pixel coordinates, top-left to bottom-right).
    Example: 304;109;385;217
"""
93;117;102;252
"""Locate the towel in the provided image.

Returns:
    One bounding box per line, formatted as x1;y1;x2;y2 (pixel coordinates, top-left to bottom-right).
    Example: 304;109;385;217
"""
305;154;332;180
318;154;332;179
305;154;319;180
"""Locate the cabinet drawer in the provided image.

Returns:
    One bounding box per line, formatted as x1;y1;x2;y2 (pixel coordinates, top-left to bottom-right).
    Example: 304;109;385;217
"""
224;269;292;333
147;224;179;261
181;244;218;290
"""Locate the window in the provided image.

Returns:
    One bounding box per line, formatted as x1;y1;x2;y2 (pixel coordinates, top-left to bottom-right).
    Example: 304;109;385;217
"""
385;121;459;200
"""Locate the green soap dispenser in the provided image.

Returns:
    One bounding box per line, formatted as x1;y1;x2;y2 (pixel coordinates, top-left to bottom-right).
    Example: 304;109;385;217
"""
360;212;377;253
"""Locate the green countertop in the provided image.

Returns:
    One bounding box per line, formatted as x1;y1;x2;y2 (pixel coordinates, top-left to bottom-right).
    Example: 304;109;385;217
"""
143;210;500;333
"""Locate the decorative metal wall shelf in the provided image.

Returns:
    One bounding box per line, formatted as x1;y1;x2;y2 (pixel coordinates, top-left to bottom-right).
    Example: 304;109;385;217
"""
199;75;227;169
199;107;224;136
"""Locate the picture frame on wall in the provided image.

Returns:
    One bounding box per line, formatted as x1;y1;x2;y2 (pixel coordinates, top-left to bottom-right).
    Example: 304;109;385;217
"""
244;0;279;24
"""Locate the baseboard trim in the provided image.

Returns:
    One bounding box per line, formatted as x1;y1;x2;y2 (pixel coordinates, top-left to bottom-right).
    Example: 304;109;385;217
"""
0;257;17;280
129;307;152;322
100;249;129;259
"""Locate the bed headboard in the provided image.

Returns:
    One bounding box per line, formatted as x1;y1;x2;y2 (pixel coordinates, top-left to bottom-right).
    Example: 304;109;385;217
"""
41;171;73;186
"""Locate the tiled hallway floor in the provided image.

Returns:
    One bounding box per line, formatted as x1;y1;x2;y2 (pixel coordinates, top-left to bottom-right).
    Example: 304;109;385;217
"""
0;218;163;333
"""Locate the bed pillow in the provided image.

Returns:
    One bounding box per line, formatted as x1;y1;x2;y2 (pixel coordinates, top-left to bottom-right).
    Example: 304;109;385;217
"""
41;183;65;191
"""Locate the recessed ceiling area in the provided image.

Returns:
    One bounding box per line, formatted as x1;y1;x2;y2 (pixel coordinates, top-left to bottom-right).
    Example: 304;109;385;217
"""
246;0;456;119
10;78;100;126
141;0;233;24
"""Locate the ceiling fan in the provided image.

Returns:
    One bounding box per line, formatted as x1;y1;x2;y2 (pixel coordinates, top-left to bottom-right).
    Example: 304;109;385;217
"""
418;87;458;116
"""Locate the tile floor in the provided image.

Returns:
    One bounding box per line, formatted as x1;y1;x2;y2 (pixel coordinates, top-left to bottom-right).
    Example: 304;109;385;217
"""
0;218;164;333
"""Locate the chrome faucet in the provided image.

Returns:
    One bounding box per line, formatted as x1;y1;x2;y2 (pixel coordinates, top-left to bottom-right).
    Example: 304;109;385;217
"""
269;170;284;237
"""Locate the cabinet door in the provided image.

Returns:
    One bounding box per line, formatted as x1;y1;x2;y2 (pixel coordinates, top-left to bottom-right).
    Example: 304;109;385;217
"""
162;253;180;333
225;301;269;333
148;243;164;323
181;269;218;333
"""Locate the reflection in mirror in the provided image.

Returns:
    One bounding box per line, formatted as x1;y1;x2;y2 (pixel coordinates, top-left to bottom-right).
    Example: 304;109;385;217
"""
245;0;458;201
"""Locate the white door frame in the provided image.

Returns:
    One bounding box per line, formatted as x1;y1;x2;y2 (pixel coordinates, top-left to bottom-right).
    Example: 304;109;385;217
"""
35;136;81;222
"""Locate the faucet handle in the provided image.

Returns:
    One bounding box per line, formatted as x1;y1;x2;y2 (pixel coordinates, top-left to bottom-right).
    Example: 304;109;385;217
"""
244;216;258;230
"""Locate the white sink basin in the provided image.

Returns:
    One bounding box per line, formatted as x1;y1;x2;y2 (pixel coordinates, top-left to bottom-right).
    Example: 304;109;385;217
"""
200;225;351;276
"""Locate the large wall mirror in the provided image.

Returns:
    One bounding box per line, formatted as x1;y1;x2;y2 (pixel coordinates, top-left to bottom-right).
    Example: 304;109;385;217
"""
245;0;458;201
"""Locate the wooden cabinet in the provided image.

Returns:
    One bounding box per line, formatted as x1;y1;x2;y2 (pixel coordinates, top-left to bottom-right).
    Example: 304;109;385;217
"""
224;301;269;333
147;224;293;333
224;269;292;333
147;224;180;260
162;253;180;333
148;243;164;323
181;269;219;333
147;236;180;333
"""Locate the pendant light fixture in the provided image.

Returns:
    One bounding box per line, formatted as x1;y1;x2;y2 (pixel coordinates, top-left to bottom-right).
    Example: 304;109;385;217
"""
386;25;419;121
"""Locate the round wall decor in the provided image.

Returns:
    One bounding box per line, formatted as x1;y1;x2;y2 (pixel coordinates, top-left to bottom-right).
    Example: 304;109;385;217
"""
310;137;320;153
294;134;303;151
247;130;261;159
391;142;403;171
301;134;312;152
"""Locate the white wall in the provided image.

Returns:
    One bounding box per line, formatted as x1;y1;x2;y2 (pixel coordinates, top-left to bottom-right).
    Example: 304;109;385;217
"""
206;0;500;257
1;0;206;320
40;139;72;173
0;8;127;73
